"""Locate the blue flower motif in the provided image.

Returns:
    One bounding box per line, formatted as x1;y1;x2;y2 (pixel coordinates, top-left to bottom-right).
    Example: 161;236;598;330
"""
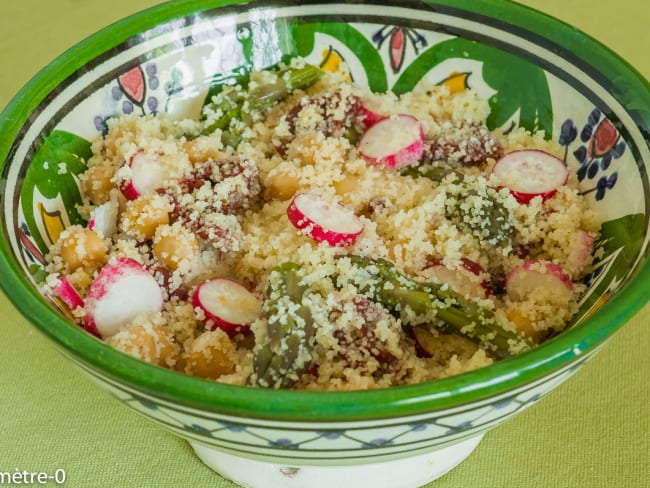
580;124;593;143
185;423;213;437
588;108;601;126
317;430;344;440
362;438;394;448
219;421;247;432
573;146;587;165
111;85;123;101
558;119;577;146
560;110;624;199
147;97;159;114
600;152;613;170
94;115;109;135
612;141;626;159
136;397;158;410
492;398;512;409
445;420;473;434
93;60;182;127
270;438;298;449
596;173;618;201
409;423;428;432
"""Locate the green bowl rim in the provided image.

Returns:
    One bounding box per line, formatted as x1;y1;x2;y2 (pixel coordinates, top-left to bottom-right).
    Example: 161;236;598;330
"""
1;0;649;422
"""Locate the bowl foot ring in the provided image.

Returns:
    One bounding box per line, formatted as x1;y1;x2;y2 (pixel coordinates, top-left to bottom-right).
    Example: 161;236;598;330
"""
190;433;484;488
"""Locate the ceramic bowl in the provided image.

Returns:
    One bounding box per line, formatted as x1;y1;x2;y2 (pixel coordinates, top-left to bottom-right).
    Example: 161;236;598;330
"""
1;1;649;487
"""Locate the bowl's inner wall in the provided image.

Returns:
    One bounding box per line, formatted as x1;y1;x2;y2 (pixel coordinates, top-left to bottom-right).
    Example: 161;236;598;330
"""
8;3;648;324
1;1;649;420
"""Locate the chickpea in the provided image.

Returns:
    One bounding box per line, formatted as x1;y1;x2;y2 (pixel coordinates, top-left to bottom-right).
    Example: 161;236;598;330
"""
288;133;348;166
184;329;236;379
287;133;321;166
152;224;199;270
107;321;178;368
182;136;224;164
84;164;115;204
334;174;362;197
59;226;107;272
506;307;544;342
173;354;188;374
121;195;170;241
264;171;300;200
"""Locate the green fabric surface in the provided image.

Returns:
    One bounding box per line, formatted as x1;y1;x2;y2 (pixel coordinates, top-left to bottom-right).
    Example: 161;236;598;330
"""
0;1;648;487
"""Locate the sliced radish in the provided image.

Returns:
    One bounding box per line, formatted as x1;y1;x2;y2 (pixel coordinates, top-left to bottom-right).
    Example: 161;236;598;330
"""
505;260;573;303
358;114;424;169
120;151;168;200
287;192;364;247
358;98;388;128
422;258;490;300
84;257;164;338
53;276;84;311
88;193;119;238
192;278;261;336
564;230;594;275
492;150;568;204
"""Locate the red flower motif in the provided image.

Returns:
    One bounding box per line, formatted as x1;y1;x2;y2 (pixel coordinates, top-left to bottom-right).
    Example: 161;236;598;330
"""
372;26;427;74
389;28;406;74
589;118;619;158
118;66;146;106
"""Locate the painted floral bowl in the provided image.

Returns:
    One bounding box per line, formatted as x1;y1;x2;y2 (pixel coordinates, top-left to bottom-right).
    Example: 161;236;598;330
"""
1;1;649;487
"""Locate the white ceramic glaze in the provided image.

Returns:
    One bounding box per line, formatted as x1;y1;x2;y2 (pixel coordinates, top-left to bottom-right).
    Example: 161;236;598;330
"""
191;434;484;488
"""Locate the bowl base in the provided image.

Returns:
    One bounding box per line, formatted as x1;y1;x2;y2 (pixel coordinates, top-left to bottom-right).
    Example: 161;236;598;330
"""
190;434;484;488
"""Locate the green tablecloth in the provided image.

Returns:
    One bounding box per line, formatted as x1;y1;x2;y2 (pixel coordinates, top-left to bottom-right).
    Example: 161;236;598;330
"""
0;1;648;487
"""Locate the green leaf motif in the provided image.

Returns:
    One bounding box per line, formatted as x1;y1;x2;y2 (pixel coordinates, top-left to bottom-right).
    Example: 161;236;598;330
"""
596;213;645;273
393;38;553;138
21;130;91;254
283;22;389;93
571;213;646;324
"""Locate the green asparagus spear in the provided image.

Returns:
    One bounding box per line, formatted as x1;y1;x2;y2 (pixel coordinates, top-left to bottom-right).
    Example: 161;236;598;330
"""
251;262;316;389
201;63;324;141
444;181;512;247
347;256;435;315
201;91;242;134
248;63;325;112
400;161;460;183
348;255;533;358
401;162;512;248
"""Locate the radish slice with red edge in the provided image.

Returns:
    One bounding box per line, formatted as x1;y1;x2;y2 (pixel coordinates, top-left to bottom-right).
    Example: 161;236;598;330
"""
120;151;168;200
84;257;164;338
192;278;261;336
359;98;388;128
423;258;490;300
287;192;364;247
564;230;594;275
505;260;573;302
492;150;568;204
53;276;84;311
88;194;119;238
358;114;424;169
